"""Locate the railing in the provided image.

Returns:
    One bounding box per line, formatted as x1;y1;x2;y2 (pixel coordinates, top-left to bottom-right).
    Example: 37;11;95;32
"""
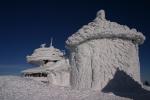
25;77;48;82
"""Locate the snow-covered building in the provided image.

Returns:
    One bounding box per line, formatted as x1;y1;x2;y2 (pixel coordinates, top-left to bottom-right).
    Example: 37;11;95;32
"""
22;39;70;86
21;9;146;92
66;10;145;91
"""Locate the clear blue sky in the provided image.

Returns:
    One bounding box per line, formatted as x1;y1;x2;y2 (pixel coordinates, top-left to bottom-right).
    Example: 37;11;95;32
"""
0;0;149;82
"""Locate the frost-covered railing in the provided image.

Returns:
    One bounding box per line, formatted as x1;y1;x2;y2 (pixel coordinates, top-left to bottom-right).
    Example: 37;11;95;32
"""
24;77;48;82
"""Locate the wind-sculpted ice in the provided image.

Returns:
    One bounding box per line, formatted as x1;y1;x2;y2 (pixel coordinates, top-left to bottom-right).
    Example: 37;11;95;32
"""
66;10;145;91
66;10;145;47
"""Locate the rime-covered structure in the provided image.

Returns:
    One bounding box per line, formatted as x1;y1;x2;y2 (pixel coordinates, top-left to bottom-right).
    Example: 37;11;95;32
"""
22;40;70;86
66;10;145;91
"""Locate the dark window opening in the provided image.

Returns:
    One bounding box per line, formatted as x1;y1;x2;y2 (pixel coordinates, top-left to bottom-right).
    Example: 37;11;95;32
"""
25;73;47;77
53;60;58;63
43;60;49;64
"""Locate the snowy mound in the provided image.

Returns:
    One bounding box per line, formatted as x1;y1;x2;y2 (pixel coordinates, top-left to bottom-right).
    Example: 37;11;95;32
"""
0;76;133;100
66;10;145;47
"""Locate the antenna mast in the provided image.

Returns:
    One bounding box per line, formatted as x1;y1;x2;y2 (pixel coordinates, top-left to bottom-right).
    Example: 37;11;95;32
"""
50;37;53;47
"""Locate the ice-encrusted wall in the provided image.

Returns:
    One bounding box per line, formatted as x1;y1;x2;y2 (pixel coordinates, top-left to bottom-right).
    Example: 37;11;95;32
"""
69;39;140;90
66;10;145;91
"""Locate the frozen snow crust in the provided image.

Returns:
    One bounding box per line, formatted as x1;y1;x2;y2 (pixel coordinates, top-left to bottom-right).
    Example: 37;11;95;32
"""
0;76;133;100
66;10;145;47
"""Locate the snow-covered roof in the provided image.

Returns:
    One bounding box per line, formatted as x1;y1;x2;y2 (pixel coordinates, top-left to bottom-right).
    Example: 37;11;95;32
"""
66;10;145;47
27;45;64;64
22;59;70;74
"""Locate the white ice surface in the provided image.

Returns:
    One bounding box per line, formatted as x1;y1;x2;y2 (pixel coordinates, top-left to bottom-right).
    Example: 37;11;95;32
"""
0;76;132;100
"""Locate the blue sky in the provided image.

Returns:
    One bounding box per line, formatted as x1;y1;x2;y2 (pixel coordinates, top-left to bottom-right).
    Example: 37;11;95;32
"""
0;0;149;82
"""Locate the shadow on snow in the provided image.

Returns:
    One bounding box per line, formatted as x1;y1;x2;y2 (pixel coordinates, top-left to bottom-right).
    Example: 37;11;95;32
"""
102;68;150;100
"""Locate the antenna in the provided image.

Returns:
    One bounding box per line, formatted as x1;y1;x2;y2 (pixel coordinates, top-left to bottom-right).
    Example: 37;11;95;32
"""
50;37;53;47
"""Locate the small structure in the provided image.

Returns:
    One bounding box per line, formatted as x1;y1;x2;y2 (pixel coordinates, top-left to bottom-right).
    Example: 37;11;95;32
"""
22;39;70;86
66;10;145;90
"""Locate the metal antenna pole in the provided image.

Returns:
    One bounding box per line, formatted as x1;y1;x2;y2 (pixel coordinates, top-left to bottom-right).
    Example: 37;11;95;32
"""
50;37;53;47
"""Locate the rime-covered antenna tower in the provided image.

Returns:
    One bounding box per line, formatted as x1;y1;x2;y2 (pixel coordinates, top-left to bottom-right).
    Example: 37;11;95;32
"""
50;37;53;47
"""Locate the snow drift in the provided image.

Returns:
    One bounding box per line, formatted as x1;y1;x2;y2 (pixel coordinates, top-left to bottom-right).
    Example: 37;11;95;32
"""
0;76;133;100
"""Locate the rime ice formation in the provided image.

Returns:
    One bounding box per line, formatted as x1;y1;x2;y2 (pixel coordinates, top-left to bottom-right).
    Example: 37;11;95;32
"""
66;10;145;46
47;59;70;86
0;9;149;100
21;40;70;86
66;10;145;91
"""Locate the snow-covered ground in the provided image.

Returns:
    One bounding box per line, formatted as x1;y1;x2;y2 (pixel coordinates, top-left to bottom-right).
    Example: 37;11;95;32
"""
0;76;135;100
